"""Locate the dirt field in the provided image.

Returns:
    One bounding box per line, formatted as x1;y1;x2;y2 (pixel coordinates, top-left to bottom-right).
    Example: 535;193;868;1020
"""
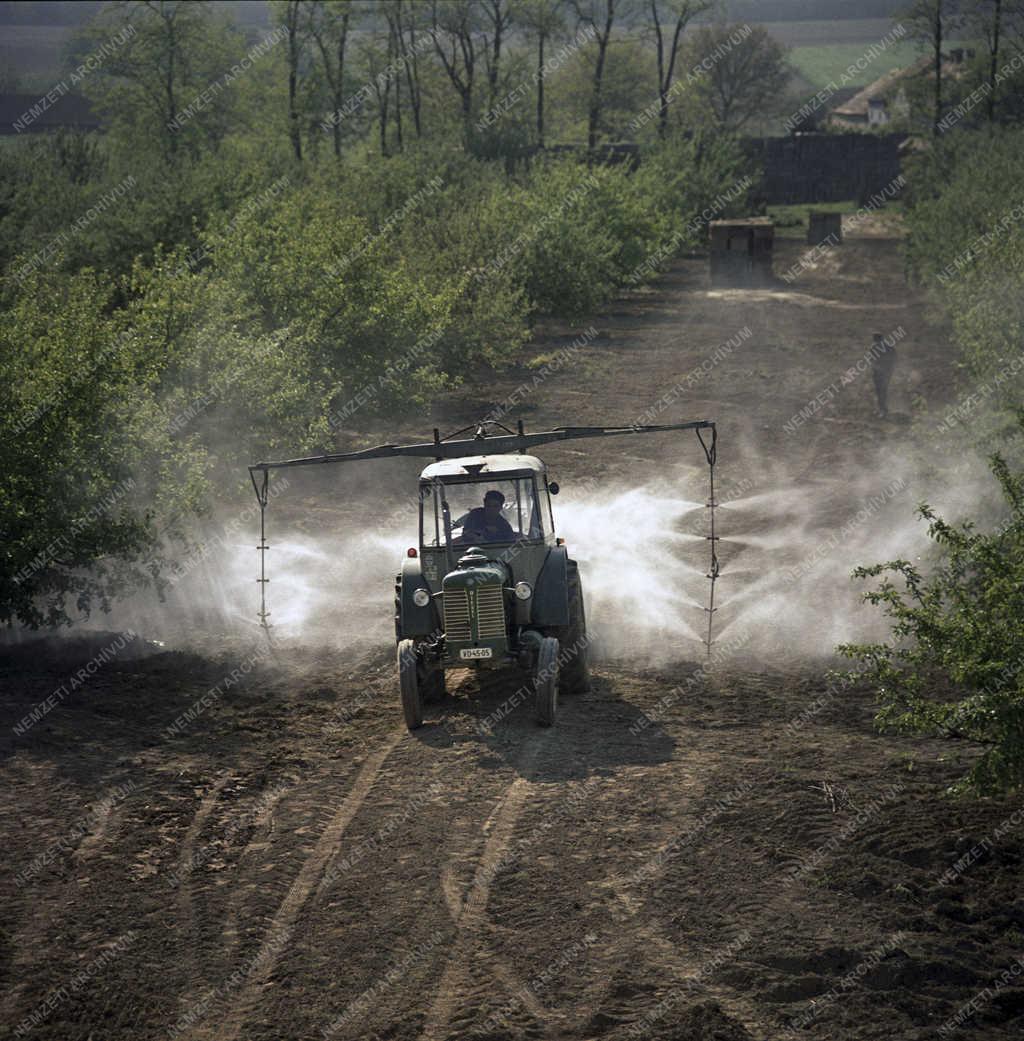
3;224;1023;1041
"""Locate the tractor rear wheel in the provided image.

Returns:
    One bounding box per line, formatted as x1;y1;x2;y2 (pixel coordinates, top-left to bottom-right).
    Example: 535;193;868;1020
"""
398;639;423;730
534;636;559;727
559;562;590;694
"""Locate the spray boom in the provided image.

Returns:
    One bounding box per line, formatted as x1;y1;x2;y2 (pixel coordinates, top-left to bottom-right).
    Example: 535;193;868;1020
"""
247;419;720;651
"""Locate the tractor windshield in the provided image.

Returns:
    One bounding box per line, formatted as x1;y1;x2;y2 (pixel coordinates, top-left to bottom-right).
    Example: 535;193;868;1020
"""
423;477;542;546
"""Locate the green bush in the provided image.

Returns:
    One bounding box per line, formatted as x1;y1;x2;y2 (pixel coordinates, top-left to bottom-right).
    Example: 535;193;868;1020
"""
903;128;1024;408
839;414;1024;794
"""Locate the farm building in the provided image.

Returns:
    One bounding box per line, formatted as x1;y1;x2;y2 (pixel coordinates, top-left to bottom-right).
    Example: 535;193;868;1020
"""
829;50;975;130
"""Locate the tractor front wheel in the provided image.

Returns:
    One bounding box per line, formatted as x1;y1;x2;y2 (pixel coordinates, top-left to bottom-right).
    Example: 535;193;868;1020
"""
398;639;423;730
560;562;590;694
534;636;560;727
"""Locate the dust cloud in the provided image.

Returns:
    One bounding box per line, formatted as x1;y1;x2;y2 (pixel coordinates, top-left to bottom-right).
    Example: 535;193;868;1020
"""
23;433;1006;671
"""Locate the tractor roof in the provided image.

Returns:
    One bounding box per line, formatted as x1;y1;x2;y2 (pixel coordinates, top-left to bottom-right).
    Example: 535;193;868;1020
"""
419;454;546;480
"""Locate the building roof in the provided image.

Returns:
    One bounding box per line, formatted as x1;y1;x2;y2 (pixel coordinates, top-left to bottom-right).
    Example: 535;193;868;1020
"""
831;56;931;119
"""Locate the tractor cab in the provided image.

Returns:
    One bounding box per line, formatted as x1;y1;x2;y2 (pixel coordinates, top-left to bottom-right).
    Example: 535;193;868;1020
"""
415;453;556;582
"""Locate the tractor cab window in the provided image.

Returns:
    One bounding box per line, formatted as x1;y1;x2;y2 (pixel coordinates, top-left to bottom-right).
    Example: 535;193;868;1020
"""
423;477;542;546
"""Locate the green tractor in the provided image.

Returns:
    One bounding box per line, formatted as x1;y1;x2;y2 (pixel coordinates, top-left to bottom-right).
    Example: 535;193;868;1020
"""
248;420;718;730
395;450;587;728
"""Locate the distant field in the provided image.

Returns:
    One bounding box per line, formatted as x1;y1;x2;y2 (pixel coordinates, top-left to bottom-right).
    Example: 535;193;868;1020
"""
788;41;924;89
788;37;975;90
765;18;903;46
0;24;73;91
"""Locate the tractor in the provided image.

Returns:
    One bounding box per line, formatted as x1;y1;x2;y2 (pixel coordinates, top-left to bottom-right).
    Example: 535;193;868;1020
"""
248;419;718;730
395;449;587;728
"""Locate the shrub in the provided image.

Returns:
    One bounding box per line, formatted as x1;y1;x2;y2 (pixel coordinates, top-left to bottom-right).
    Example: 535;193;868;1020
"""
839;413;1024;794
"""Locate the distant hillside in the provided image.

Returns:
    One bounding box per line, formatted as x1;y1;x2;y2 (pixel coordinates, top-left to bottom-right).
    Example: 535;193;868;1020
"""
720;0;902;19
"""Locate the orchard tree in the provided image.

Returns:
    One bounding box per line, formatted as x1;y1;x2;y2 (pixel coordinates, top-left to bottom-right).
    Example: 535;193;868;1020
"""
684;23;788;133
647;0;712;137
902;0;965;135
569;0;634;150
515;0;565;147
81;0;240;160
306;0;353;158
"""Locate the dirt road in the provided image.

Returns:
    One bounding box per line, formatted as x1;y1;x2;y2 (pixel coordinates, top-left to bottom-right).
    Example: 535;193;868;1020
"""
3;225;1023;1041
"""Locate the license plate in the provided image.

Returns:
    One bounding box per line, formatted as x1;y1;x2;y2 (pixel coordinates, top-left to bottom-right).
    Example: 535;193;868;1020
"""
460;647;493;660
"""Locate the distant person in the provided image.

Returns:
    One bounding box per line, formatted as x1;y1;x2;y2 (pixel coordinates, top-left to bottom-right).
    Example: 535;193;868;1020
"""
870;331;897;419
461;489;514;543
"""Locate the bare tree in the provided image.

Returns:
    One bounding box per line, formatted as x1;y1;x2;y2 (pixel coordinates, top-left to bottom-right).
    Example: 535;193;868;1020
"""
306;0;352;158
971;0;1024;121
271;0;308;160
516;0;564;147
903;0;965;135
647;0;711;137
360;31;394;156
431;0;477;125
569;0;628;151
482;0;514;106
382;2;406;150
683;23;788;133
87;0;224;160
394;0;426;137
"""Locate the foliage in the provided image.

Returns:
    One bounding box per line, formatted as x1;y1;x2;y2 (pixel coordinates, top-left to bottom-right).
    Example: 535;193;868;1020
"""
839;414;1024;794
0;0;757;627
682;23;790;133
902;127;1024;408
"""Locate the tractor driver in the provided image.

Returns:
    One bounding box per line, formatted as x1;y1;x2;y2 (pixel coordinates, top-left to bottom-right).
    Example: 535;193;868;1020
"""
461;489;515;543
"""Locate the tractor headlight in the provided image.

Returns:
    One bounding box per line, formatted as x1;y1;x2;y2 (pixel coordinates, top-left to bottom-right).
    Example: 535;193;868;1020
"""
412;588;431;607
514;581;532;601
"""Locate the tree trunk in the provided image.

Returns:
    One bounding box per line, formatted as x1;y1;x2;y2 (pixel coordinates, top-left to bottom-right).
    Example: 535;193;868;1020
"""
988;0;1003;122
932;4;942;136
394;39;404;150
379;73;391;156
287;1;303;161
587;0;615;152
537;32;545;147
398;4;423;137
652;0;666;137
164;10;178;157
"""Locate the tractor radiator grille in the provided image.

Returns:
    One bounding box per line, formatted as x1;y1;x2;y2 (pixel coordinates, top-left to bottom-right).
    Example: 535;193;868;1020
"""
475;585;506;640
443;588;472;642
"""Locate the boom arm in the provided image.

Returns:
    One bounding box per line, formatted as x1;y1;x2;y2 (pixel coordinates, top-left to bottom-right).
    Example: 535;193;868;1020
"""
248;421;715;473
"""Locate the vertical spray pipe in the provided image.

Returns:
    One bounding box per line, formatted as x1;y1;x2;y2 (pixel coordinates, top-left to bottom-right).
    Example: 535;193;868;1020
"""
250;467;271;630
697;425;719;655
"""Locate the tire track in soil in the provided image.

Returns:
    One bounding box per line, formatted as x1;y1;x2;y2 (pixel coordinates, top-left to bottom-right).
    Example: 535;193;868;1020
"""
187;731;402;1041
175;773;232;978
219;785;287;955
419;760;539;1041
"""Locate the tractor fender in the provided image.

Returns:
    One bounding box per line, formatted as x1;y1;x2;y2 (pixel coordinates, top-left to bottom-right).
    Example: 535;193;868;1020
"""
398;557;438;638
531;546;570;628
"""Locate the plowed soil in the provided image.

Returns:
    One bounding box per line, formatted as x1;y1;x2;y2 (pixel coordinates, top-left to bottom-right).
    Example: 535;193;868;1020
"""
3;223;1023;1041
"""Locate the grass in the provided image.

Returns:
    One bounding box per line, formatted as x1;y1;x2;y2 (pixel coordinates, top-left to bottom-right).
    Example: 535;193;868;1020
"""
788;38;974;91
767;199;906;239
768;200;856;239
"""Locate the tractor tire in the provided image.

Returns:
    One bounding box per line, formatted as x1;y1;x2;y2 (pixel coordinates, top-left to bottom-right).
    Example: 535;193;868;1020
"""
398;638;423;730
534;636;560;727
559;562;590;694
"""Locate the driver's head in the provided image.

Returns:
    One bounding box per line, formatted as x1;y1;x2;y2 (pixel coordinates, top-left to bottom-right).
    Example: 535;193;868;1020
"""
483;489;504;517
